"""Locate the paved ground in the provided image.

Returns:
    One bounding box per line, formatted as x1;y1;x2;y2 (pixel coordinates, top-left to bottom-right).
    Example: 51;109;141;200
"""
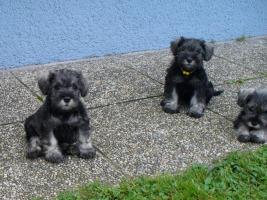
0;36;266;199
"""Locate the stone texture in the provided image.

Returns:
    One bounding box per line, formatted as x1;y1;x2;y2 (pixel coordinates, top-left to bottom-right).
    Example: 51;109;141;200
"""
90;98;257;176
214;37;267;73
0;123;123;200
205;56;255;85
0;72;41;124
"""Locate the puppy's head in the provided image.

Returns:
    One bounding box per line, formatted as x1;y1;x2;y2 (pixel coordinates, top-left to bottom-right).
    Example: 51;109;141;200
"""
170;37;214;74
238;87;267;129
38;69;88;111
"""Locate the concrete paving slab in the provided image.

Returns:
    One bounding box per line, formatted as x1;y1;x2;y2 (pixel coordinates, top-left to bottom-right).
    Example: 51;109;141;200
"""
10;58;162;108
118;49;171;84
90;97;257;176
0;123;123;200
0;72;41;125
205;56;256;85
214;37;267;73
208;77;267;120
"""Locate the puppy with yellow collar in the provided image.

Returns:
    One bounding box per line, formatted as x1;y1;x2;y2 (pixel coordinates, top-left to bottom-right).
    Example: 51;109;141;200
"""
161;37;223;118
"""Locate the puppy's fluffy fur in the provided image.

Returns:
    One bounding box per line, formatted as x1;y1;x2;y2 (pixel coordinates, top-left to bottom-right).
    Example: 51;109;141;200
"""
24;69;96;163
234;87;267;144
161;37;223;118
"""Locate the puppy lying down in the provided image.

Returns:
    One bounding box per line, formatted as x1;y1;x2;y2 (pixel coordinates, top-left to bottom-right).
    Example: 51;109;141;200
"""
24;69;96;163
234;87;267;144
161;37;223;118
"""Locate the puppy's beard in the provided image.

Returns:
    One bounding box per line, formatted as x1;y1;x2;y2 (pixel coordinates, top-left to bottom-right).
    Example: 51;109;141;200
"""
247;121;261;129
58;99;76;110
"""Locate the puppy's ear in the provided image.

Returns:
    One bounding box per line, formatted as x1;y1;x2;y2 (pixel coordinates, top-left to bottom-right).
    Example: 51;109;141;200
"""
201;42;214;61
77;72;89;97
170;37;185;55
38;71;54;95
237;88;256;107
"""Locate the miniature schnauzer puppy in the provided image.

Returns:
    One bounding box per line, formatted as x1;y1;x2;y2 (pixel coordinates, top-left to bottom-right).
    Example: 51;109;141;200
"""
161;37;223;118
234;87;267;144
24;69;96;163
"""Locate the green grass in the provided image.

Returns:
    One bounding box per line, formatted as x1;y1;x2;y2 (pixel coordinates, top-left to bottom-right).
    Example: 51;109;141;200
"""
53;146;267;200
210;39;216;44
235;35;247;42
226;72;267;85
36;94;44;102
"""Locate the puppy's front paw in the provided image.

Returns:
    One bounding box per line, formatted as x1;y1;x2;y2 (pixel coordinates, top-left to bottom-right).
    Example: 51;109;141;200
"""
163;106;179;114
161;100;179;114
78;147;96;159
189;104;204;118
45;148;64;163
26;148;42;159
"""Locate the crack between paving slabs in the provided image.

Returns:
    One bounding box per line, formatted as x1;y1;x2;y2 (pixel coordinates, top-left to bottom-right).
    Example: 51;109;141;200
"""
86;94;165;178
0;120;24;127
210;54;266;85
213;53;265;74
206;108;234;122
213;54;241;66
214;73;267;87
124;63;164;85
9;71;44;102
86;94;163;110
93;145;130;178
0;94;163;126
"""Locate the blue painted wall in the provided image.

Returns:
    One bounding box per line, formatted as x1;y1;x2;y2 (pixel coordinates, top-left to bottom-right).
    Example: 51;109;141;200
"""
0;0;267;69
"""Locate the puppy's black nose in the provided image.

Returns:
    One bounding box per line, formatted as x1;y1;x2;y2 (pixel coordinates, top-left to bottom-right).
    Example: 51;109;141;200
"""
186;58;193;63
63;97;71;103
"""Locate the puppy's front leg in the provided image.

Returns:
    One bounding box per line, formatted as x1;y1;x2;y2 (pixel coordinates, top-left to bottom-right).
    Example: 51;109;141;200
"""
77;125;96;159
43;131;64;163
189;90;206;118
161;79;179;114
235;124;251;143
26;136;42;159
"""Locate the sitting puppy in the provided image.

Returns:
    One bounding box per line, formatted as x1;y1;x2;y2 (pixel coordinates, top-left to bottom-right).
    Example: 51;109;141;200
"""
161;37;223;118
24;69;96;163
234;87;267;144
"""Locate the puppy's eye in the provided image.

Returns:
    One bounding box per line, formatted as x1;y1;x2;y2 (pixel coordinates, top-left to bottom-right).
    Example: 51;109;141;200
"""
72;84;78;90
248;106;255;112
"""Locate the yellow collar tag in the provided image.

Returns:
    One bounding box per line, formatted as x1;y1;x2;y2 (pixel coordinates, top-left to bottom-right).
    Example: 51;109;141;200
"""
182;70;192;76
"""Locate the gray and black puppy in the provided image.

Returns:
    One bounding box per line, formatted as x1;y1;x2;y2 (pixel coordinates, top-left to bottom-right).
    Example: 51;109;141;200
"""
24;69;96;163
161;37;223;118
234;87;267;144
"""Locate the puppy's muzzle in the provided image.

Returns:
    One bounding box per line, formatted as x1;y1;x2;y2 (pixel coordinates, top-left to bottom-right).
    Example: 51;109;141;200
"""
182;59;196;71
63;97;71;103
